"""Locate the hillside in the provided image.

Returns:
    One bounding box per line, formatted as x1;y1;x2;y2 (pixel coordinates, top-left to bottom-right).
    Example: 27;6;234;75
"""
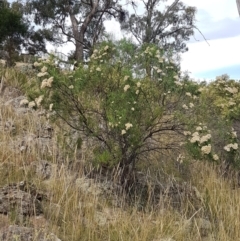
1;58;240;241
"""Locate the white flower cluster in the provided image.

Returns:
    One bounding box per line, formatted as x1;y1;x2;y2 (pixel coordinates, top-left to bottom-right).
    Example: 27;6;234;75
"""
189;130;211;144
20;99;29;106
33;62;42;67
37;72;49;77
121;122;133;135
225;86;238;94
187;125;218;158
199;134;212;144
201;145;211;155
35;95;44;107
90;45;110;61
124;84;130;92
20;96;44;108
174;80;183;86
41;77;54;89
28;101;36;108
224;143;238;152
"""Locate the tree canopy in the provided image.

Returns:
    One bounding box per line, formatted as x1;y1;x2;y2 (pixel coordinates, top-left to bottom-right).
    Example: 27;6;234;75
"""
121;0;196;54
1;0;197;65
0;0;55;66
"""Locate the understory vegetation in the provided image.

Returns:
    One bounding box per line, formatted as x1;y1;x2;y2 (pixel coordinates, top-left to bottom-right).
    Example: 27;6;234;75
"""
1;40;240;240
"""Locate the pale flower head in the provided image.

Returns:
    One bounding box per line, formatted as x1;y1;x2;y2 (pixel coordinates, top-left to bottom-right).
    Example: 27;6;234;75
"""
124;84;130;92
37;72;49;77
225;87;238;94
131;107;135;111
183;131;191;136
41;79;48;89
189;103;194;108
20;99;29;106
121;129;126;135
224;145;231;152
224;143;238;151
49;103;53;111
136;89;139;95
182;104;188;110
125;123;133;130
200;134;211;144
190;135;200;143
124;76;130;81
136;82;141;88
96;67;101;72
232;131;237;138
213;154;219;161
47;76;53;86
41;76;53;88
41;66;48;73
28;101;36;108
232;143;238;150
174;81;183;86
69;85;74;89
35;95;44;107
192;132;199;137
185;92;192;97
201;144;211;155
33;62;42;67
196;126;202;131
104;45;109;51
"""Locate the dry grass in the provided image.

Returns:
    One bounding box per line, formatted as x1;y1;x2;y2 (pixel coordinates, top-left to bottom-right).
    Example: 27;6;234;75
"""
1;67;240;241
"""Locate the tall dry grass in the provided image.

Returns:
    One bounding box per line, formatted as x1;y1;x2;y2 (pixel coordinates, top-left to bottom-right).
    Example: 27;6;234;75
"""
1;67;240;240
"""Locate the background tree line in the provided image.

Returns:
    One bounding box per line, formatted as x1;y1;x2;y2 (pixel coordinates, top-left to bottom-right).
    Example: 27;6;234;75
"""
0;0;196;66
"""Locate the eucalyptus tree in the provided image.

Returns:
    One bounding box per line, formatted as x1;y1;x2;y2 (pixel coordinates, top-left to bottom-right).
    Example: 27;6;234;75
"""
0;0;54;66
121;0;196;54
26;0;127;62
0;0;28;66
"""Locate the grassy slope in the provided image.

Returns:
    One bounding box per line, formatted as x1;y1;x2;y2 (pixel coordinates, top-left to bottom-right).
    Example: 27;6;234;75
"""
1;67;240;241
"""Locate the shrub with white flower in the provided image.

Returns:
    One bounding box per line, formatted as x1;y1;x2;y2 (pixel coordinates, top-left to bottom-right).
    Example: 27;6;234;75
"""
22;41;194;184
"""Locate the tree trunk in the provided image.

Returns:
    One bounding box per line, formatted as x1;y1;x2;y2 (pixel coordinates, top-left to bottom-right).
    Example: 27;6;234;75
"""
70;0;99;62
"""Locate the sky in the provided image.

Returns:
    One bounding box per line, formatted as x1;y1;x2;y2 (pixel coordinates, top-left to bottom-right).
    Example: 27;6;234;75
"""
103;0;240;81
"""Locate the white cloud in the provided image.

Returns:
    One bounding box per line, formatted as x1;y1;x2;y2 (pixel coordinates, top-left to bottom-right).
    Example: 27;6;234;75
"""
181;35;240;74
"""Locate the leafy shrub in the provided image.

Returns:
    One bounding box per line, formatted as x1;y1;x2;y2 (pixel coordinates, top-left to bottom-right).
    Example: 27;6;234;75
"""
24;42;188;185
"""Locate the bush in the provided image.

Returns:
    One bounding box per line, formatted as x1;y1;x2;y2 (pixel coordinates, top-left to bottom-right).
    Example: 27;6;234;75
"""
24;42;189;186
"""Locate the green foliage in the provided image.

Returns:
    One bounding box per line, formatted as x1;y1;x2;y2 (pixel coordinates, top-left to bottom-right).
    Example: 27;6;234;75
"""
0;4;27;43
0;2;28;66
181;75;240;170
121;0;196;53
24;42;185;184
